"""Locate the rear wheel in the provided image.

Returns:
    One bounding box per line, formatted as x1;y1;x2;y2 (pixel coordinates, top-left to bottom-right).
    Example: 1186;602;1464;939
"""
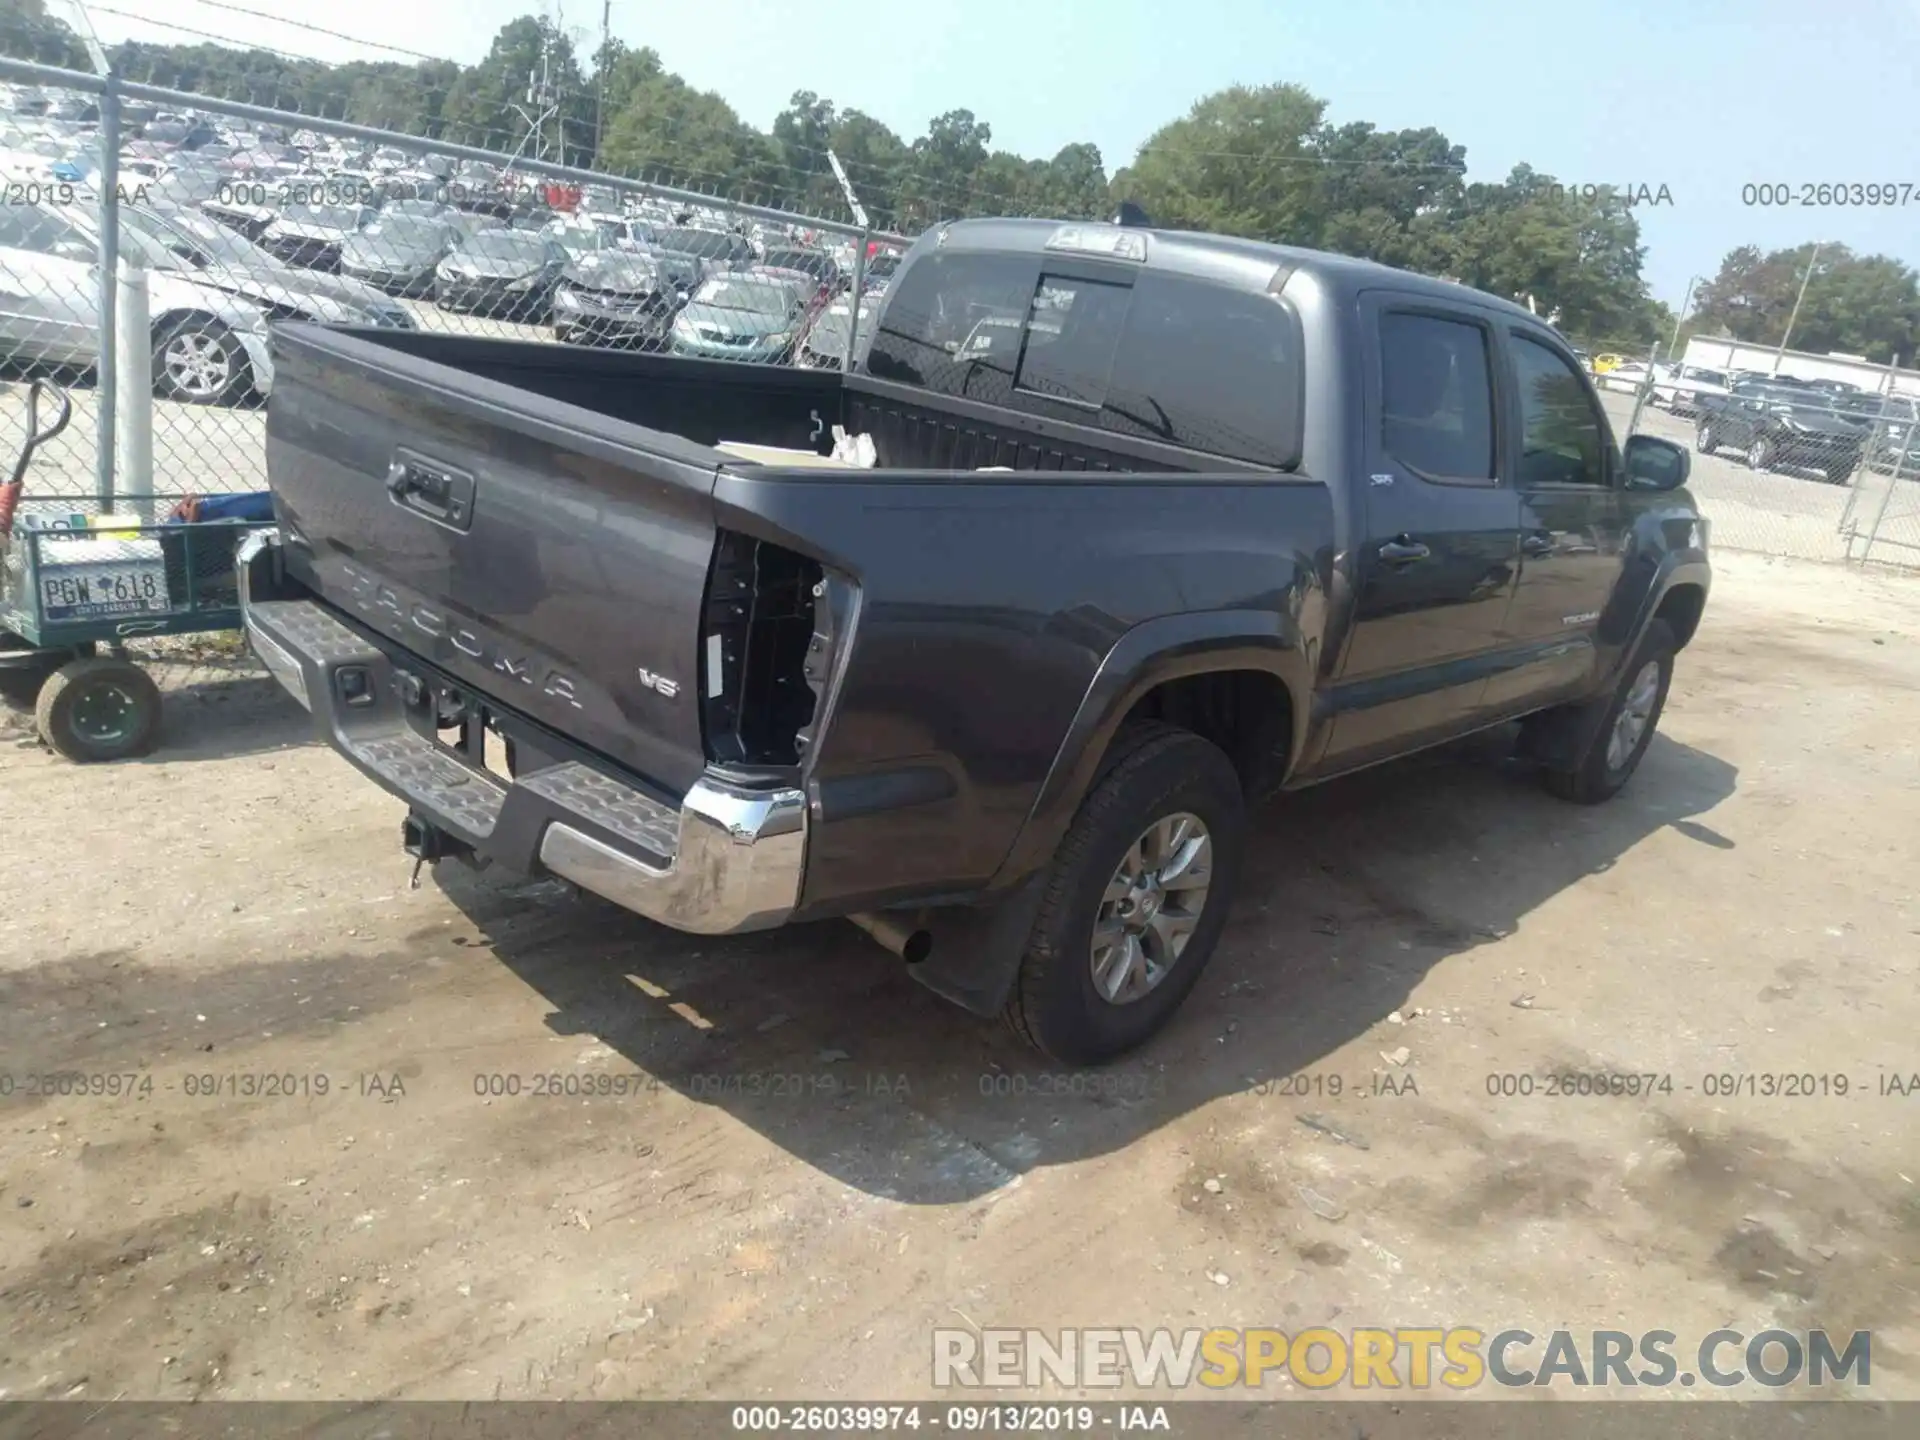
34;656;162;762
152;317;252;406
1003;723;1245;1064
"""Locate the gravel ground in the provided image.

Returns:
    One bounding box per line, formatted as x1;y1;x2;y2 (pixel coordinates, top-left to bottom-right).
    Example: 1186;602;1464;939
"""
0;550;1915;1402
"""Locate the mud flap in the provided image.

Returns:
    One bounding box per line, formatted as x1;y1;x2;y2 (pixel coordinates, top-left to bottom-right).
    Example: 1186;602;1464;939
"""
903;872;1050;1018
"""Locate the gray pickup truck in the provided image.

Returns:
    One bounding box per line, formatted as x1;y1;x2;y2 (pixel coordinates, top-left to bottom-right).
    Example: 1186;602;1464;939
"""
238;216;1710;1064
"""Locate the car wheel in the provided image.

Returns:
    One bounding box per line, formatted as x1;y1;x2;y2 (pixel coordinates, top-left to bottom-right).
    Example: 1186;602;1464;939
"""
1748;435;1775;472
554;323;575;346
34;656;162;762
1537;619;1676;806
1696;420;1717;454
1002;722;1245;1065
151;317;251;406
1829;460;1856;486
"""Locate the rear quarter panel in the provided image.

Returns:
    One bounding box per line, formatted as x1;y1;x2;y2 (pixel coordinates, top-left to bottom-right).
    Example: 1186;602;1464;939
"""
712;469;1332;915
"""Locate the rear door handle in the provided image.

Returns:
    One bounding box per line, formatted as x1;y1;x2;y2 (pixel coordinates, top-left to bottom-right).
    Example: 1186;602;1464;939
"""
1377;537;1431;565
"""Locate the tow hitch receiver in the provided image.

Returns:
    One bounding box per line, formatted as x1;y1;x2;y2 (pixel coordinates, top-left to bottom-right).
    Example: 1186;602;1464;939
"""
401;813;469;888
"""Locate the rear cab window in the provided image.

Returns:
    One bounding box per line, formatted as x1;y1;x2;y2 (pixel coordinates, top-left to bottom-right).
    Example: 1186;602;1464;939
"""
865;249;1302;468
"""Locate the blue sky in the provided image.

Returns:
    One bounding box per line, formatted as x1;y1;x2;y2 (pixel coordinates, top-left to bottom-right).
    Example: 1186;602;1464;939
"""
91;0;1920;310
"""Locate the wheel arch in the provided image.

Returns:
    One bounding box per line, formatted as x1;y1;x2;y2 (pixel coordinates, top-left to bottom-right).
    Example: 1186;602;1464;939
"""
988;610;1312;891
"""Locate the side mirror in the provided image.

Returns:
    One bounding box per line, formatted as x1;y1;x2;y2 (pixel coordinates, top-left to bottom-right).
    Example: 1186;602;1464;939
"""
1624;434;1690;492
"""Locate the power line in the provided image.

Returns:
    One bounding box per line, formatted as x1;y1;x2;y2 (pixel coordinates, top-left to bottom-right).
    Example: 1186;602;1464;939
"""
175;0;449;65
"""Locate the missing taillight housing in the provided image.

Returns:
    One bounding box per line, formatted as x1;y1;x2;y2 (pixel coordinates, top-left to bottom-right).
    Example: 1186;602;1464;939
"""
701;531;826;767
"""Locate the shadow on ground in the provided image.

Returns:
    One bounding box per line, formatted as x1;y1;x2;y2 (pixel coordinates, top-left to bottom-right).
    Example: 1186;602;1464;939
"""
430;725;1739;1203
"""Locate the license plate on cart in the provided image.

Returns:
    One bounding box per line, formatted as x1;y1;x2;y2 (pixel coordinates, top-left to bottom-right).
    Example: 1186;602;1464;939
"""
35;536;171;622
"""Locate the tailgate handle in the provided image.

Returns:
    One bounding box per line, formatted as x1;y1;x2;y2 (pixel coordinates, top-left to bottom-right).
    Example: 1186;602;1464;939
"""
387;454;474;532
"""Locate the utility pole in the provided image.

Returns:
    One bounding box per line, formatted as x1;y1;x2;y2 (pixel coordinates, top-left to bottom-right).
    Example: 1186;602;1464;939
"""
594;0;611;165
1670;275;1703;358
1771;244;1821;375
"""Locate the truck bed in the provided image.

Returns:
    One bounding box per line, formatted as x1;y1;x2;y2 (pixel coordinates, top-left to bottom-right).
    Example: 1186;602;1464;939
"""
261;325;1328;915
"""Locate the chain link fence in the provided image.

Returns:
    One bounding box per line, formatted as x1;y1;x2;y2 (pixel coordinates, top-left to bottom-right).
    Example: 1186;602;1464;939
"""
1591;339;1920;569
0;57;902;517
2;55;1918;573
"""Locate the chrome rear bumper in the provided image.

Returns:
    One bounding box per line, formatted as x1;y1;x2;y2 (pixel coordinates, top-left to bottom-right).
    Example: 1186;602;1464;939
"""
237;533;805;935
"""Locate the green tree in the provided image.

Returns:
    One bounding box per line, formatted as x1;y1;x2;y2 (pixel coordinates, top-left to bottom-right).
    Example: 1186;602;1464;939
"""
825;109;909;229
0;0;89;68
1693;243;1920;364
1438;166;1653;339
896;108;992;228
599;68;768;200
1119;83;1328;240
439;17;589;162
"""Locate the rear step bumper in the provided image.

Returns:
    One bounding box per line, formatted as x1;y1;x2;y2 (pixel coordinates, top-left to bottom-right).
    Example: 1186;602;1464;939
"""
239;549;805;936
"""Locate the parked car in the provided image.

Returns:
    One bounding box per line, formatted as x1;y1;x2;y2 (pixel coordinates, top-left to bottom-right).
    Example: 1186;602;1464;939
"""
142;119;221;150
1694;381;1870;483
340;212;461;296
652;224;755;283
1847;394;1920;475
667;274;809;362
126;201;415;330
1590;352;1629;374
1596;360;1657;394
1653;366;1729;418
757;246;840;298
748;264;833;326
0;201;273;404
260;201;376;272
792;293;882;370
552;249;684;349
239;216;1708;1064
433;227;567;319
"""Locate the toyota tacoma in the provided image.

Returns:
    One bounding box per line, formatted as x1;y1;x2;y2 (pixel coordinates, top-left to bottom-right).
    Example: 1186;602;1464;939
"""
238;217;1710;1063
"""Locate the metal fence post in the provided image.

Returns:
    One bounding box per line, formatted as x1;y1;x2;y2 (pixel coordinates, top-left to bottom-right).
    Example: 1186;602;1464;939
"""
93;77;120;509
1624;340;1663;438
845;231;869;370
115;258;153;520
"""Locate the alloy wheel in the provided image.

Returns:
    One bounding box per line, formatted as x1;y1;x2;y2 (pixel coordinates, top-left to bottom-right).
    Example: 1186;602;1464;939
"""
1606;661;1661;772
1089;812;1214;1005
162;331;233;399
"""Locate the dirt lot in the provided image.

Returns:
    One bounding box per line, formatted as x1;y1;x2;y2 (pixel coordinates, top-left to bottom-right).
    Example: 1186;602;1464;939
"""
0;551;1916;1403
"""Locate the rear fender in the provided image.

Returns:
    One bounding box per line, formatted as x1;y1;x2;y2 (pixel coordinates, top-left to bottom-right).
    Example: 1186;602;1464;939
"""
988;610;1313;890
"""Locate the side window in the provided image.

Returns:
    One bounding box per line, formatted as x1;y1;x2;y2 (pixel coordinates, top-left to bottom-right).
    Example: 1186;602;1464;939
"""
0;207;76;256
1379;312;1496;481
1511;333;1608;487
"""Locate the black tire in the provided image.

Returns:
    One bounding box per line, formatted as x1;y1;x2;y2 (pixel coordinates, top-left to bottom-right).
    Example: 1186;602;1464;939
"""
1829;460;1856;487
1540;619;1676;805
34;656;162;762
1696;420;1717;454
152;316;253;406
1003;722;1245;1065
1748;434;1775;472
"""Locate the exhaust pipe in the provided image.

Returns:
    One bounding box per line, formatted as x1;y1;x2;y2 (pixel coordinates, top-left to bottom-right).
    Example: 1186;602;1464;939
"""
848;911;933;965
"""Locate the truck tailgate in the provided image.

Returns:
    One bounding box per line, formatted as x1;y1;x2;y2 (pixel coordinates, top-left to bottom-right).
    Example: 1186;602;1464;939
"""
264;324;722;797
